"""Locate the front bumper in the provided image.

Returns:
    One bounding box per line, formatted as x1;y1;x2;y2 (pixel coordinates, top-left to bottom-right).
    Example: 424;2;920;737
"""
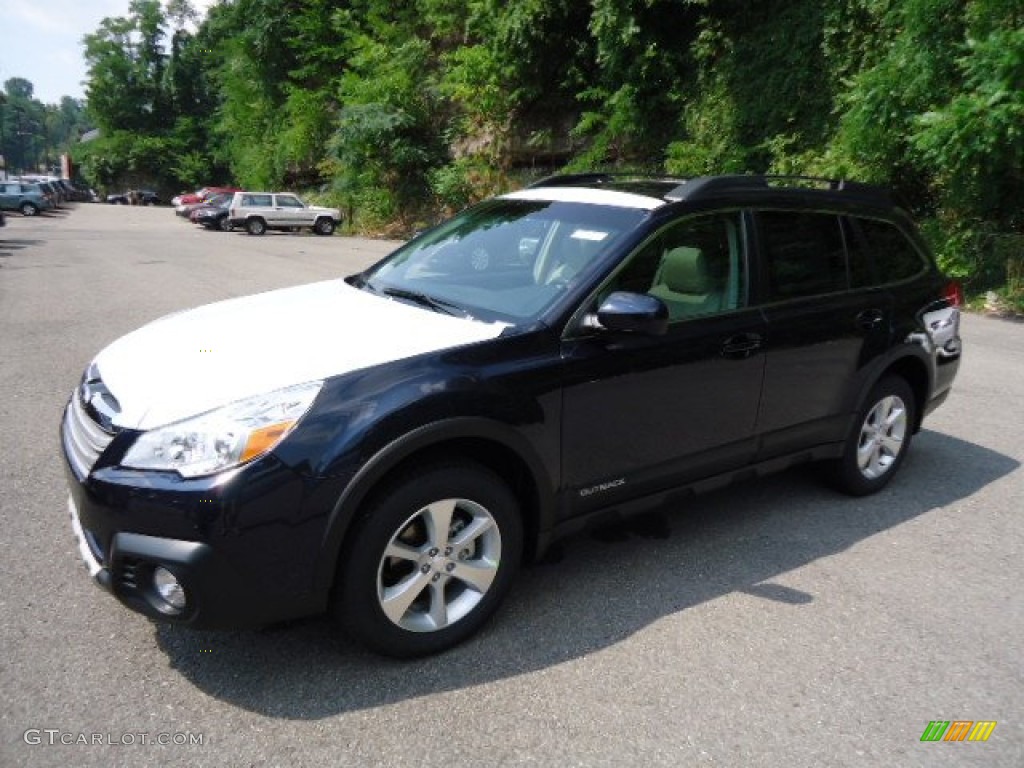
66;488;318;628
62;436;339;629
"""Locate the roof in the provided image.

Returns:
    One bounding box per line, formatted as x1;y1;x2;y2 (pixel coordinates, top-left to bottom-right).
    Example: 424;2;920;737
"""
525;173;896;209
503;186;665;210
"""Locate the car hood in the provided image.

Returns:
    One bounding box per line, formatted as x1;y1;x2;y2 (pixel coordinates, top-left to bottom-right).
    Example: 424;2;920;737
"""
94;280;509;430
309;205;341;216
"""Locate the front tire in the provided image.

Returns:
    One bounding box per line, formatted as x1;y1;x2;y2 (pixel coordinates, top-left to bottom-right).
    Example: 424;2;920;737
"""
335;462;523;658
830;375;915;496
246;217;267;236
314;217;335;236
20;202;39;216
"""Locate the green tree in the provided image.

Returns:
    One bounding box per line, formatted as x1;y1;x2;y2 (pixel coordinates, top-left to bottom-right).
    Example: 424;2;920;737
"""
83;0;169;135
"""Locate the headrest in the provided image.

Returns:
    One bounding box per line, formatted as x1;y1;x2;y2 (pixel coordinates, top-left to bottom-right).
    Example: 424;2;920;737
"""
660;247;711;294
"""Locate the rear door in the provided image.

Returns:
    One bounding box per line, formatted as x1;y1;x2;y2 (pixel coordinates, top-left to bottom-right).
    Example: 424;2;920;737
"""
752;210;893;459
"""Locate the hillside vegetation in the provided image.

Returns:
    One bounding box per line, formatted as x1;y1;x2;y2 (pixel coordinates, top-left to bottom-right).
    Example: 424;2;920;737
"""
75;0;1023;304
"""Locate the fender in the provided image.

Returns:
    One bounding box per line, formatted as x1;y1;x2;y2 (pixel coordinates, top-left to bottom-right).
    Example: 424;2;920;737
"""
844;339;934;434
311;416;558;596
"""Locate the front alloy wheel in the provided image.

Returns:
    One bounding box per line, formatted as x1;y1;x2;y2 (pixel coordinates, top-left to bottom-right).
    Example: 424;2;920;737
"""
830;375;915;496
336;463;522;657
378;497;502;633
314;217;335;236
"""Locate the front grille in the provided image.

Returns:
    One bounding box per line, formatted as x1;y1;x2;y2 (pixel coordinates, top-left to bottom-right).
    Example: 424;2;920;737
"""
63;385;116;479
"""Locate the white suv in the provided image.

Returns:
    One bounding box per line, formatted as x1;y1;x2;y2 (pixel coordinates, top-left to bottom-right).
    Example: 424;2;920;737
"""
228;191;341;236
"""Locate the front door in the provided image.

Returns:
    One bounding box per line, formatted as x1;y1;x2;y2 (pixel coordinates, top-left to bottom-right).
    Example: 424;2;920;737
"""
274;194;309;227
559;211;767;517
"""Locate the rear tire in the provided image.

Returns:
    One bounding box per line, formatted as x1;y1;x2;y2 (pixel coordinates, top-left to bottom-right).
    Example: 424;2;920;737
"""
829;375;915;496
334;462;522;658
246;217;266;236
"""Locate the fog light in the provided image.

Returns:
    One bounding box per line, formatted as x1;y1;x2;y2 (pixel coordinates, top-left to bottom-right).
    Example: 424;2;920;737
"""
153;567;187;613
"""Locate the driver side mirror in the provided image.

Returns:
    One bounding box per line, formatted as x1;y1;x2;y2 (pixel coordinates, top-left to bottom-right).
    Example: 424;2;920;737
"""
589;291;669;336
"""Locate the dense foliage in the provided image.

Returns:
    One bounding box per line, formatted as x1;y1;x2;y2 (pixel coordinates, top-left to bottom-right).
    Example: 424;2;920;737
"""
71;0;1024;298
0;78;89;177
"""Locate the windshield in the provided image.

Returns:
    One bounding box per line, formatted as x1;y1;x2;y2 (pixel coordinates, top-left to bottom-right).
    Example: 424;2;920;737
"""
361;198;646;324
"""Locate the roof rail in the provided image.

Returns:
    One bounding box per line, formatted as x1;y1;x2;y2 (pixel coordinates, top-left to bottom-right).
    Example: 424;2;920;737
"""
527;173;619;189
667;175;893;205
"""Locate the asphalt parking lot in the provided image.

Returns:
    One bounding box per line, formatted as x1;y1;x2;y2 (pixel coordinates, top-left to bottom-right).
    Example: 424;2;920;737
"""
1;204;1021;767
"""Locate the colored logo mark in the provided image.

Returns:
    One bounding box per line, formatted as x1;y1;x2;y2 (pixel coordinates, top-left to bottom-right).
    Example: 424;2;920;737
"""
920;720;997;742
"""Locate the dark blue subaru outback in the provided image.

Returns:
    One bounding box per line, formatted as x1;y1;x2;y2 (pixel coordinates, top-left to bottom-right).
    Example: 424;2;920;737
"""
61;175;962;657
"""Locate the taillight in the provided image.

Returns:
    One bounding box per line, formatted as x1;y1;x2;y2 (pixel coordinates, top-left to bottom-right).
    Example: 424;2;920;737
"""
943;280;963;308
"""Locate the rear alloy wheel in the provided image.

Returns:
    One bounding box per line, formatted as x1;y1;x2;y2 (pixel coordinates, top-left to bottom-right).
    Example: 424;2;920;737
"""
246;217;266;236
335;463;522;658
830;375;915;496
218;216;231;232
314;217;335;236
20;202;39;216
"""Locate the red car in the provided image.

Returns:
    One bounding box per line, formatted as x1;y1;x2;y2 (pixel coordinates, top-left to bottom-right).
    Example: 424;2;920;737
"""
173;186;240;217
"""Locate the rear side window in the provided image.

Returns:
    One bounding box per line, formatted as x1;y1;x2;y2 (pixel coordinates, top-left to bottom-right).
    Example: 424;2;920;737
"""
242;194;272;207
758;211;848;301
856;218;927;284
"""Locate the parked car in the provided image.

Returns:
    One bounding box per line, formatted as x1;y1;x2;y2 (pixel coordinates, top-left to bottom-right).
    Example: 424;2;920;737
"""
0;181;54;216
15;176;64;206
174;186;239;217
61;174;962;658
106;190;161;206
190;194;233;231
228;191;341;235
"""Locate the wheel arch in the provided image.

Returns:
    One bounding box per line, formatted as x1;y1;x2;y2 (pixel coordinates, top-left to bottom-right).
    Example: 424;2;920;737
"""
855;351;931;433
313;418;554;597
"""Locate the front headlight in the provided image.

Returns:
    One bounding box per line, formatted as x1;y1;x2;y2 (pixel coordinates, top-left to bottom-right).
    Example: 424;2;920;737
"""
122;381;323;478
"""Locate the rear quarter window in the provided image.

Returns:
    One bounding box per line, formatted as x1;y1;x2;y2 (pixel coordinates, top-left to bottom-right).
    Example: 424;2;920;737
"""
856;218;928;284
242;194;273;207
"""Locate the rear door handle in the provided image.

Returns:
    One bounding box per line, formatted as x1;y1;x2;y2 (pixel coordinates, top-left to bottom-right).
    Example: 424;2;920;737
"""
722;333;764;359
856;308;885;331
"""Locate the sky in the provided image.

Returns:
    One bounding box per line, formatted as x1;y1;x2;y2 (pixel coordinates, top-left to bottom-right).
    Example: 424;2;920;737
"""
0;0;218;105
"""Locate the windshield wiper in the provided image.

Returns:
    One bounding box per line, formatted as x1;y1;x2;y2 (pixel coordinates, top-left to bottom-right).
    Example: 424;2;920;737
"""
376;286;469;318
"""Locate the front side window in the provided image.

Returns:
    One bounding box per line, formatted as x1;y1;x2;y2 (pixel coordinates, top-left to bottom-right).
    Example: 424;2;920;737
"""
361;199;647;324
597;212;747;322
276;195;304;208
759;211;848;301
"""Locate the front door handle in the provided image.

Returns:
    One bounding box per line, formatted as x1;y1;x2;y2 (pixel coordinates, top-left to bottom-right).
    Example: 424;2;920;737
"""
722;333;764;359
